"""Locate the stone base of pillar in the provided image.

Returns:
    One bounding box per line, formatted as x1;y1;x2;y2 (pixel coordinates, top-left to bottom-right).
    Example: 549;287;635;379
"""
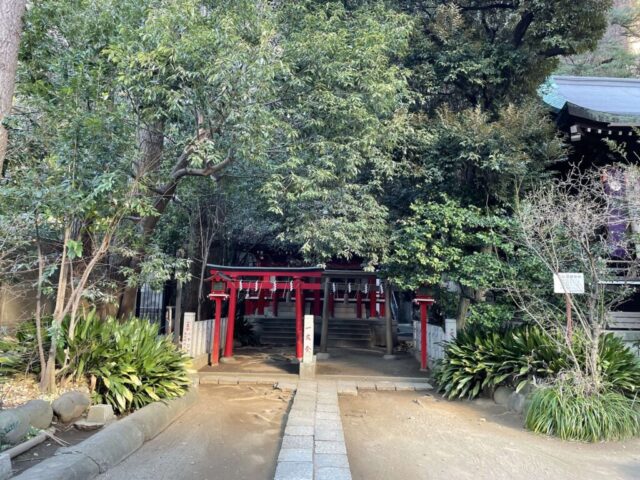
316;352;330;360
219;356;237;364
299;361;316;379
382;354;396;361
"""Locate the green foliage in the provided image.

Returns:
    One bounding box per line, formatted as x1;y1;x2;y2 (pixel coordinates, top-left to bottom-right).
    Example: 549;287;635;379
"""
63;313;190;414
525;382;640;442
386;196;509;290
0;336;26;379
466;303;515;330
436;325;640;401
435;325;566;400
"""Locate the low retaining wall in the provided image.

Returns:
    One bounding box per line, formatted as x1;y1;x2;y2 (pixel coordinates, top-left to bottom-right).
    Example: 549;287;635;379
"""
12;388;198;480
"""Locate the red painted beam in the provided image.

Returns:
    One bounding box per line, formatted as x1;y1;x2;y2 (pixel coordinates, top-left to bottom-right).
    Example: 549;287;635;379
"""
223;285;238;358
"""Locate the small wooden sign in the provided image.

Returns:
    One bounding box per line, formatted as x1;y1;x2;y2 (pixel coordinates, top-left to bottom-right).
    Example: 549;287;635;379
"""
553;273;585;294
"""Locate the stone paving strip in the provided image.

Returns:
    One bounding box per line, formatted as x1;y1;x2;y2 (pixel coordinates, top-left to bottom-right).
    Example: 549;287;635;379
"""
274;381;352;480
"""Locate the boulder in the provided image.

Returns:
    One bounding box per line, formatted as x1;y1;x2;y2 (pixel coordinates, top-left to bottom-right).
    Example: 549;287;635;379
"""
493;386;514;406
507;391;527;415
0;409;30;445
52;391;91;423
20;400;53;430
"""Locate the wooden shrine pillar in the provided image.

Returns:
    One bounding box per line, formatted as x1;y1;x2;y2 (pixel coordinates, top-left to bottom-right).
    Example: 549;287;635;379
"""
223;284;238;359
369;277;377;318
295;281;304;360
210;297;223;365
257;287;266;315
383;282;394;359
329;286;335;318
320;279;330;354
272;289;279;317
356;289;362;319
313;289;322;316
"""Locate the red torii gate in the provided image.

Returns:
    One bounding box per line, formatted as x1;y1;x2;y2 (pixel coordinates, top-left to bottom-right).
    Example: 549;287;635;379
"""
207;265;324;363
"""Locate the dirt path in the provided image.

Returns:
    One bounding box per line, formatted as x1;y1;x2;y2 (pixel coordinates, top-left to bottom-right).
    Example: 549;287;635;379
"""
340;391;640;480
98;385;291;480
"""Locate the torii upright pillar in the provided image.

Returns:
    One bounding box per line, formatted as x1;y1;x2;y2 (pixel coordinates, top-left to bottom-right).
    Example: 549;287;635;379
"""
222;283;238;362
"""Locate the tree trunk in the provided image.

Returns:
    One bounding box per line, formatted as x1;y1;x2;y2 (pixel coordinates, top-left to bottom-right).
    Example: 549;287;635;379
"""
117;120;165;318
0;0;27;175
35;241;46;385
456;294;471;331
41;226;71;393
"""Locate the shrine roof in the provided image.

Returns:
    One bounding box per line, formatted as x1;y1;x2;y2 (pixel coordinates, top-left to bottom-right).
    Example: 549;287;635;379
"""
541;75;640;126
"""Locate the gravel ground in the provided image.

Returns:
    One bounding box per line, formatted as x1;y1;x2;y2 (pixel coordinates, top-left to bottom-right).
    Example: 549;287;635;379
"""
340;391;640;480
98;385;291;480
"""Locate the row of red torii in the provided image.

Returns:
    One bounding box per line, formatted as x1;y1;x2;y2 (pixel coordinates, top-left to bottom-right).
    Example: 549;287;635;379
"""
207;265;435;370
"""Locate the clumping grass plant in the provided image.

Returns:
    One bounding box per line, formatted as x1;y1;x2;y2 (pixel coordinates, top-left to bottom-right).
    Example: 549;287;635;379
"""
526;379;640;442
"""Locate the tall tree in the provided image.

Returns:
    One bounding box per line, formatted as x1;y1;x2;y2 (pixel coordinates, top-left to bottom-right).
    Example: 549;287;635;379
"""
0;0;27;174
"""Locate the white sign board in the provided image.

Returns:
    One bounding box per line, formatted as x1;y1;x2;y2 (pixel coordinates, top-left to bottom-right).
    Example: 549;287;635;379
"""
553;273;585;294
303;314;314;363
182;312;196;356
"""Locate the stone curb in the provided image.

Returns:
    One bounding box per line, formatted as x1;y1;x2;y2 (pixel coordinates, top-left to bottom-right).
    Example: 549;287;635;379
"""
11;388;198;480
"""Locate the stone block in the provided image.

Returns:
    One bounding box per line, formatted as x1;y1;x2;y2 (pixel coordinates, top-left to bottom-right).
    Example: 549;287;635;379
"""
274;461;313;480
284;425;314;436
66;418;144;472
86;404;115;424
52;391;91;423
375;382;396;391
356;381;376;390
315;411;340;422
217;377;239;385
315;453;349;468
316;403;339;413
278;448;313;462
411;382;433;391
287;416;314;427
314;428;344;442
394;383;415;391
0;453;11;480
315;466;352;480
299;362;316;379
282;434;314;449
11;451;99;480
276;382;298;392
315;440;347;455
315;419;342;430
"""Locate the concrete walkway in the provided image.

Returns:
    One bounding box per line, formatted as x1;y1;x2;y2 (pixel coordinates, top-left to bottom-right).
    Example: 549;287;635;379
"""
274;381;351;480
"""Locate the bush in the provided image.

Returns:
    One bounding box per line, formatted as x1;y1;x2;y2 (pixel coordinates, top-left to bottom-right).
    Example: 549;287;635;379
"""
526;381;640;442
63;312;190;414
435;325;567;399
466;303;515;330
435;325;640;400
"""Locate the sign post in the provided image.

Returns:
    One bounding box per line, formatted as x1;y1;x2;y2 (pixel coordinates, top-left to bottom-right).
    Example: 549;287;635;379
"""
553;273;585;342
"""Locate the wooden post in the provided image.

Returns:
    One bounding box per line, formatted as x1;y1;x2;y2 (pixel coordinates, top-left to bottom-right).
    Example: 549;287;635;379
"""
320;279;330;354
329;288;335;318
272;289;279;317
174;280;183;345
384;282;394;359
211;297;222;365
295;281;303;360
313;289;322;317
565;293;573;342
222;284;237;359
420;302;428;370
356;288;362;319
257;287;266;315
